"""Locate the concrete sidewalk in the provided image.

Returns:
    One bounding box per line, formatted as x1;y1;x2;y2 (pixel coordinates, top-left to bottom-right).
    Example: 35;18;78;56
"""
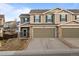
14;49;79;56
0;51;16;56
1;49;79;56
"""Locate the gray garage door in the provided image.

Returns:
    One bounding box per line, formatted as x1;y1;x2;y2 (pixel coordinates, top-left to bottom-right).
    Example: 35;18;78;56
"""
33;28;55;38
62;28;79;38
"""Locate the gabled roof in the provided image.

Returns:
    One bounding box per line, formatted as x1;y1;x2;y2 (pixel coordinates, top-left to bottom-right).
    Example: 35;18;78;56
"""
43;8;61;14
19;14;30;17
43;8;74;14
68;9;79;13
28;8;79;14
30;9;50;13
60;20;79;26
65;20;79;24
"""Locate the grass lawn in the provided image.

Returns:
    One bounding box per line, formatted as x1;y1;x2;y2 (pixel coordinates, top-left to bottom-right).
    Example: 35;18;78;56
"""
0;38;28;51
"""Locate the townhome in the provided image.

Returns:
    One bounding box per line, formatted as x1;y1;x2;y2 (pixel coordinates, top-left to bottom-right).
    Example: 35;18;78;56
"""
0;15;5;37
19;8;79;39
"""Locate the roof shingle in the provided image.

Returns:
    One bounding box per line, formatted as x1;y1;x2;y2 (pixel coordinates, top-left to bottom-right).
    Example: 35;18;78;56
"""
19;14;30;17
20;8;79;14
30;9;50;13
68;9;79;13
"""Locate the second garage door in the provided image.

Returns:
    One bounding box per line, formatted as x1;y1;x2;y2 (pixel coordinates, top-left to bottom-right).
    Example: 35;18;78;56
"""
62;28;79;38
33;28;55;38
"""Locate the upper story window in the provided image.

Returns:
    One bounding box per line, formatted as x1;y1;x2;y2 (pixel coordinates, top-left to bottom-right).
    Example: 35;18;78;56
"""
46;14;53;23
60;14;67;22
75;15;79;20
21;17;29;23
34;15;40;23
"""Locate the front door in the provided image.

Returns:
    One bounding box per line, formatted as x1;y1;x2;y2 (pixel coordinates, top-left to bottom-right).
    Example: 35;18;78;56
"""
23;30;27;36
22;28;29;37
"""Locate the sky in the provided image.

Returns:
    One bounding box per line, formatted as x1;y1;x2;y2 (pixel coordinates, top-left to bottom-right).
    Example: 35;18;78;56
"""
0;3;79;22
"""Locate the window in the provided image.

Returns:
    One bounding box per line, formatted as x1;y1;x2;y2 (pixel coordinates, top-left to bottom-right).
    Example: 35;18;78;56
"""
46;14;53;23
25;18;29;22
60;14;67;22
22;18;25;23
21;17;29;23
34;15;40;23
75;15;79;20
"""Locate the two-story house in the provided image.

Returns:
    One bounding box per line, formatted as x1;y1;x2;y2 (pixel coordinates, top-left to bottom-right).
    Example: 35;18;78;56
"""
3;21;17;35
0;15;5;37
19;8;79;39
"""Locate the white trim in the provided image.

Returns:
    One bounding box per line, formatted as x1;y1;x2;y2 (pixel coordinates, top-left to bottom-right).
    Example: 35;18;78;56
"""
46;22;53;24
56;9;74;14
34;22;40;24
61;26;79;28
43;8;61;14
60;24;79;26
20;22;30;26
33;27;56;28
43;8;74;14
59;20;79;25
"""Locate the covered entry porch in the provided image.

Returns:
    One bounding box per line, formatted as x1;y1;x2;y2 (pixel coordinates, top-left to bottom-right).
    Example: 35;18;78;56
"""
19;27;30;39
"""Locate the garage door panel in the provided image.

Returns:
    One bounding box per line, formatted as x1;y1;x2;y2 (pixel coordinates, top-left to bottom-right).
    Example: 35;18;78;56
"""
62;28;79;38
33;28;55;38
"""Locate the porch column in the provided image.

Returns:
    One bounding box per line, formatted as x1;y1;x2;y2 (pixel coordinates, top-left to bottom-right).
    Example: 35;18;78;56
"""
29;26;32;39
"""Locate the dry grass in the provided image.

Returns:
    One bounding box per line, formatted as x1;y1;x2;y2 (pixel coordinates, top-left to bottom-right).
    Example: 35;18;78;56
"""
0;38;29;51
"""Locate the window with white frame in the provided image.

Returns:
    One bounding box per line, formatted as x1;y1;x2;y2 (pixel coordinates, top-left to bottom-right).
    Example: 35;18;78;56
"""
46;14;53;23
60;14;67;22
21;17;29;23
34;15;40;23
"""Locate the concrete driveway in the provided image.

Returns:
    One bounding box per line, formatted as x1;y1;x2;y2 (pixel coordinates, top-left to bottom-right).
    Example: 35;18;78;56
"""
1;38;79;56
0;38;71;56
14;38;71;56
24;38;69;50
63;38;79;48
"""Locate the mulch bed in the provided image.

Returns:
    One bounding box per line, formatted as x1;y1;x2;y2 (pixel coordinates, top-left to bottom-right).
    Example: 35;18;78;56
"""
0;39;28;51
0;33;18;40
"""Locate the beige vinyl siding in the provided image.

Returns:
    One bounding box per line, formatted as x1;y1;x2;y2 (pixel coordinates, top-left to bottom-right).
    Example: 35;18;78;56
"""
62;28;79;38
54;14;60;24
33;28;55;38
30;15;34;24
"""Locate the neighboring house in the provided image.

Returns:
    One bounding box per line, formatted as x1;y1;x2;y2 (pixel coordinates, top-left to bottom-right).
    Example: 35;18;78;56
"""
0;15;5;37
19;8;79;39
3;21;17;35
